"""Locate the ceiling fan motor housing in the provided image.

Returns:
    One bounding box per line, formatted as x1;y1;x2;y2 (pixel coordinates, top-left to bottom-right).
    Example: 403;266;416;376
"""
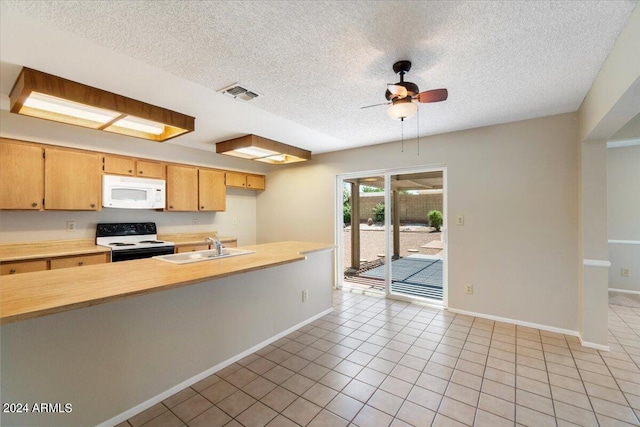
385;81;419;101
386;60;419;100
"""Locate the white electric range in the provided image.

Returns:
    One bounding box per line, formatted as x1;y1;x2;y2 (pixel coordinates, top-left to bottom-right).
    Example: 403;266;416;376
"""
96;222;175;262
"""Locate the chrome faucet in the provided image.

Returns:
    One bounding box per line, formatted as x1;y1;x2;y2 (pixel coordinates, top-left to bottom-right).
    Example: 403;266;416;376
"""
205;234;223;255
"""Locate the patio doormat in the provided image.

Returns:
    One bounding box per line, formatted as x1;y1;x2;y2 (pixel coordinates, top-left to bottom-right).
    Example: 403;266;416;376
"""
360;257;443;299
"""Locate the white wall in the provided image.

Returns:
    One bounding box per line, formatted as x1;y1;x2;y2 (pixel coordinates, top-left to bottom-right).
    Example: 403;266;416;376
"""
258;113;581;332
0;111;267;245
608;144;640;291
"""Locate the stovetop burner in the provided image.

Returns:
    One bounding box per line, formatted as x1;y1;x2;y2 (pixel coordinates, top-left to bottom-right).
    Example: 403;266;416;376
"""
109;242;135;247
138;240;163;244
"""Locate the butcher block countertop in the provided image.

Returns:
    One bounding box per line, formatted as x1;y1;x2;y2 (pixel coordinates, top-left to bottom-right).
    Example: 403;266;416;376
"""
0;239;110;262
0;241;334;325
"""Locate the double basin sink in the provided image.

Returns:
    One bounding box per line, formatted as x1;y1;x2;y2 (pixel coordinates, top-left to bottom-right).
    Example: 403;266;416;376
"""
153;248;255;264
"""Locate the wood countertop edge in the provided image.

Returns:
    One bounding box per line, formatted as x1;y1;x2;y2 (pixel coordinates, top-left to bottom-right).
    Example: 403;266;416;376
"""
0;242;334;325
0;255;304;325
299;245;338;255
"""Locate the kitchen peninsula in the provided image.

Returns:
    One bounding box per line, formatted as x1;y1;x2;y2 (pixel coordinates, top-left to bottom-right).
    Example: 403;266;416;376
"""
0;241;335;427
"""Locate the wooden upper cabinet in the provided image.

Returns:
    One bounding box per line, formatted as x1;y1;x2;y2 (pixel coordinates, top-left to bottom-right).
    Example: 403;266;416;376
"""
225;172;247;188
136;160;163;179
198;169;226;211
226;172;265;190
0;139;44;210
166;164;198;211
103;155;164;179
247;175;265;190
103;155;135;175
44;148;101;210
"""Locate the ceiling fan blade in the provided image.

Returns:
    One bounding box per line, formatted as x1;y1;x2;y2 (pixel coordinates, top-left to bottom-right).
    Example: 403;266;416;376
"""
360;102;390;109
417;88;448;103
387;84;408;98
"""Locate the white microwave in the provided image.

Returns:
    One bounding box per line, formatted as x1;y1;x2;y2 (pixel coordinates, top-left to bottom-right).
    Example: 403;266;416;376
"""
102;175;165;209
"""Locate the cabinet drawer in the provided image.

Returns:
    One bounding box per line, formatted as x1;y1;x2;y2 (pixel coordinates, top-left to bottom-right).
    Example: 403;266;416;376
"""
1;259;48;275
50;254;107;270
176;244;209;253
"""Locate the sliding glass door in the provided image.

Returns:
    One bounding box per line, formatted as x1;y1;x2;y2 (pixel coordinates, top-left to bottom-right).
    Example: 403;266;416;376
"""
337;167;446;304
341;175;387;295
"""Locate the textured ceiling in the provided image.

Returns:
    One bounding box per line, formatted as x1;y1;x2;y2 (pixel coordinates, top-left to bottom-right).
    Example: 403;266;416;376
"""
0;1;637;154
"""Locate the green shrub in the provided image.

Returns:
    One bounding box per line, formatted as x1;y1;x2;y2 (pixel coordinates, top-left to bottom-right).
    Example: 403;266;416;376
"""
373;203;385;222
343;204;352;225
428;210;443;231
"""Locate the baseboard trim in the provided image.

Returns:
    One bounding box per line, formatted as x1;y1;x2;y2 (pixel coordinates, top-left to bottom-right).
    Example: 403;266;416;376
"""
609;288;640;295
446;307;611;352
445;307;579;337
608;239;640;245
583;259;611;268
97;307;334;427
579;334;611;351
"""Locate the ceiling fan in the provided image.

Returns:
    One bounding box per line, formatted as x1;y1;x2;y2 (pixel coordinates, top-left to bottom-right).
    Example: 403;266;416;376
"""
362;60;448;120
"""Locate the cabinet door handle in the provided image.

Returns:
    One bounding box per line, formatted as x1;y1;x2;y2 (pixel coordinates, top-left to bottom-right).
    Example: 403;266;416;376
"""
200;206;204;209
31;202;38;207
90;203;96;208
9;269;16;274
78;261;84;266
139;171;144;174
169;205;173;209
128;169;133;173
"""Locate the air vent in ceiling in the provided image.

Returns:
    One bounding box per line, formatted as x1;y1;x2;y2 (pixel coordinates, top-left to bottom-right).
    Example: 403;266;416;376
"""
218;83;260;102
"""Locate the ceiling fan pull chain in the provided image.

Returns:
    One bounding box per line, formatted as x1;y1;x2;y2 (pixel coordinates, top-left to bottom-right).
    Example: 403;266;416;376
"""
401;118;404;152
417;111;420;156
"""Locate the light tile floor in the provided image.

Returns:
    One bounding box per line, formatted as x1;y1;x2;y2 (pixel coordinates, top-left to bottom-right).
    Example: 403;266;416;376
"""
119;290;640;426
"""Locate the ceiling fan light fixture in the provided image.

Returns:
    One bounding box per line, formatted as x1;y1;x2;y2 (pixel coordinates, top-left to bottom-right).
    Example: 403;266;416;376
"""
9;67;195;142
387;99;418;120
216;134;311;165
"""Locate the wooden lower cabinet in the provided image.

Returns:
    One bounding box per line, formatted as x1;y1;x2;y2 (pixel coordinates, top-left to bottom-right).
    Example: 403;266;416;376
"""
50;254;108;270
0;259;48;275
175;240;237;253
176;244;209;253
1;253;109;275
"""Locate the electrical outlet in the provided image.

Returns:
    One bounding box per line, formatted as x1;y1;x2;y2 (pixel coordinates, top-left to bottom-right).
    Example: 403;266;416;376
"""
233;218;237;225
302;290;309;302
621;268;630;277
192;218;198;226
465;284;473;295
66;221;76;232
456;215;464;226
